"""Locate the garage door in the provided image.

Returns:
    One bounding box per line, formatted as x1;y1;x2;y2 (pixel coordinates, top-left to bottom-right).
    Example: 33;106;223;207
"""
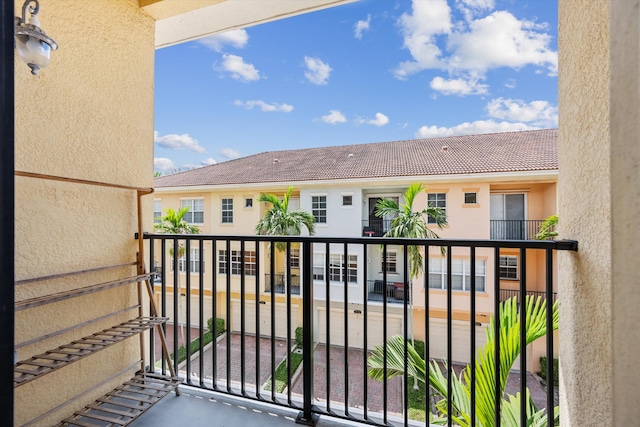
317;307;403;350
231;300;298;339
426;319;488;364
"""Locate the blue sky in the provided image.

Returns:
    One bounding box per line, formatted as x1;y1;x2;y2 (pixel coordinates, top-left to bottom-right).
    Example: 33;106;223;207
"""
154;0;558;174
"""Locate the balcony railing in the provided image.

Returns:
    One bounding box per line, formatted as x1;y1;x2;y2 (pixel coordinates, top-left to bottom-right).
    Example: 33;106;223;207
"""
367;279;408;303
361;219;392;237
264;273;300;295
145;233;577;427
500;288;558;303
490;219;549;240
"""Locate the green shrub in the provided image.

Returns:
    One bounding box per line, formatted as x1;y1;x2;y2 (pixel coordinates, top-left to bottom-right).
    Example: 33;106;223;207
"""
207;317;226;337
539;356;559;386
295;327;304;347
264;347;303;393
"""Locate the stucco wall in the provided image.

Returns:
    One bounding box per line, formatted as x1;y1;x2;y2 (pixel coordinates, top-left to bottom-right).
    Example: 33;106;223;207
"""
14;1;155;425
558;0;613;424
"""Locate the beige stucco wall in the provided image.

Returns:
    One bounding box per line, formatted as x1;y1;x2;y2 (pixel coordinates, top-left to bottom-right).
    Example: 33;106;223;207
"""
557;0;630;424
14;1;155;425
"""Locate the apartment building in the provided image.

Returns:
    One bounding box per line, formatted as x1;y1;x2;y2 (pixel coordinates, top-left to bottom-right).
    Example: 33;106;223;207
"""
153;128;558;367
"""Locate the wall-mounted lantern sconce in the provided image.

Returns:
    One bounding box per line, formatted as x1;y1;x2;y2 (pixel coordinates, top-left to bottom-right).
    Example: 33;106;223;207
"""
15;0;58;75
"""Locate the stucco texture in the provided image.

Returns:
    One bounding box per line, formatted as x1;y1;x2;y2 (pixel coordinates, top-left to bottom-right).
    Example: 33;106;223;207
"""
14;0;155;425
558;0;613;425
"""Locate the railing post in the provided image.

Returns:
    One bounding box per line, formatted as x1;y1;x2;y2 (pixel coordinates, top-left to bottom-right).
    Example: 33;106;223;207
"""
0;0;14;424
296;240;318;425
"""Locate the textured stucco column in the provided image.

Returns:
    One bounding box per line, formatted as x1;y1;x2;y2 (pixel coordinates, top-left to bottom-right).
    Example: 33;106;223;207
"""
609;0;640;424
559;0;640;425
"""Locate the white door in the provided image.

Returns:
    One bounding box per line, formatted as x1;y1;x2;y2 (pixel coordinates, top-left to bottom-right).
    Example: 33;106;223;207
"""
317;307;403;350
231;300;298;338
427;319;487;364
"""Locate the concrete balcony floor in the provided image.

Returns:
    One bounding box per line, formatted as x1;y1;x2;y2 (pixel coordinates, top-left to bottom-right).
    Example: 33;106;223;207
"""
129;385;383;427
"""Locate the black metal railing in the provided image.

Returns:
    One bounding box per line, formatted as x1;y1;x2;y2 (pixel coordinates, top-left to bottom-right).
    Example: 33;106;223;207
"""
367;279;408;303
490;220;548;240
264;273;300;295
144;232;577;427
500;288;558;303
362;219;392;237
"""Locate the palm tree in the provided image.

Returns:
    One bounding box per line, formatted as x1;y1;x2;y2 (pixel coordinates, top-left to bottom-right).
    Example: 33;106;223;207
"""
368;296;559;426
255;187;315;293
154;207;200;345
255;186;316;251
534;214;558;240
375;183;447;279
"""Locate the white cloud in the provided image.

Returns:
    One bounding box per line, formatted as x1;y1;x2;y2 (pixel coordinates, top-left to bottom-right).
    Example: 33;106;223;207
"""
393;0;452;79
455;0;495;21
394;1;557;88
430;76;488;95
197;29;248;52
154;157;176;173
220;148;241;160
448;11;557;75
201;157;217;166
504;78;516;89
234;99;294;112
355;15;371;39
486;97;558;127
366;112;390;127
416;119;537;138
304;56;332;85
217;54;260;82
154;131;206;153
320;110;347;124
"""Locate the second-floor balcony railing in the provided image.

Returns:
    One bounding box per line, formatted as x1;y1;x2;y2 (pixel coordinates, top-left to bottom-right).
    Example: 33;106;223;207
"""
361;219;392;237
264;273;300;295
144;232;576;427
490;219;549;240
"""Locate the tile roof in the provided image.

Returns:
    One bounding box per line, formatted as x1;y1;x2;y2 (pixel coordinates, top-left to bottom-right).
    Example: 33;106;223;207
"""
154;129;557;188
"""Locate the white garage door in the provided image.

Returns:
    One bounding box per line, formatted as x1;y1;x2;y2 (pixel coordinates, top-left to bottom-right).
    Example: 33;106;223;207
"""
231;300;298;339
317;307;403;350
426;319;488;364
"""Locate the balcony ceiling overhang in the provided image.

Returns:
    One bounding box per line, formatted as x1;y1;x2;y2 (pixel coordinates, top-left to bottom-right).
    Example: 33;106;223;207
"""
140;0;357;49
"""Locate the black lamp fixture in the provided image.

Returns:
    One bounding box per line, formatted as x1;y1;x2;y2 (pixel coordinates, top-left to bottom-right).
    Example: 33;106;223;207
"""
14;0;58;75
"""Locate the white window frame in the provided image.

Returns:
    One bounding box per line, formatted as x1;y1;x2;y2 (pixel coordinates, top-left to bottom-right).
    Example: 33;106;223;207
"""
178;248;204;274
244;197;253;209
464;192;478;204
382;251;397;274
289;248;300;268
181;199;204;224
499;255;519;280
153;199;162;224
221;198;233;224
313;253;325;281
328;254;357;283
428;258;486;292
218;249;256;276
311;195;327;223
342;194;353;207
427;193;446;224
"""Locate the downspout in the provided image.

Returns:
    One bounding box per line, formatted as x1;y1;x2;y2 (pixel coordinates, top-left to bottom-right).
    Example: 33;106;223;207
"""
0;0;15;424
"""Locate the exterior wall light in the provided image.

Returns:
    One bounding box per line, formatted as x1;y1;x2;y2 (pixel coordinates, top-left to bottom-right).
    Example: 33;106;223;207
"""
14;0;57;75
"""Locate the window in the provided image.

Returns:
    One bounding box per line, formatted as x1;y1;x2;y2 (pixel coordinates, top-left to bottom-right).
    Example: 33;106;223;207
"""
153;200;162;224
181;199;204;224
428;258;486;292
329;254;357;283
245;198;253;208
178;248;204;273
313;254;325;281
312;195;327;223
289;248;300;268
427;193;446;224
464;192;477;204
218;250;256;276
382;251;397;273
499;255;518;280
342;195;352;206
221;198;233;223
